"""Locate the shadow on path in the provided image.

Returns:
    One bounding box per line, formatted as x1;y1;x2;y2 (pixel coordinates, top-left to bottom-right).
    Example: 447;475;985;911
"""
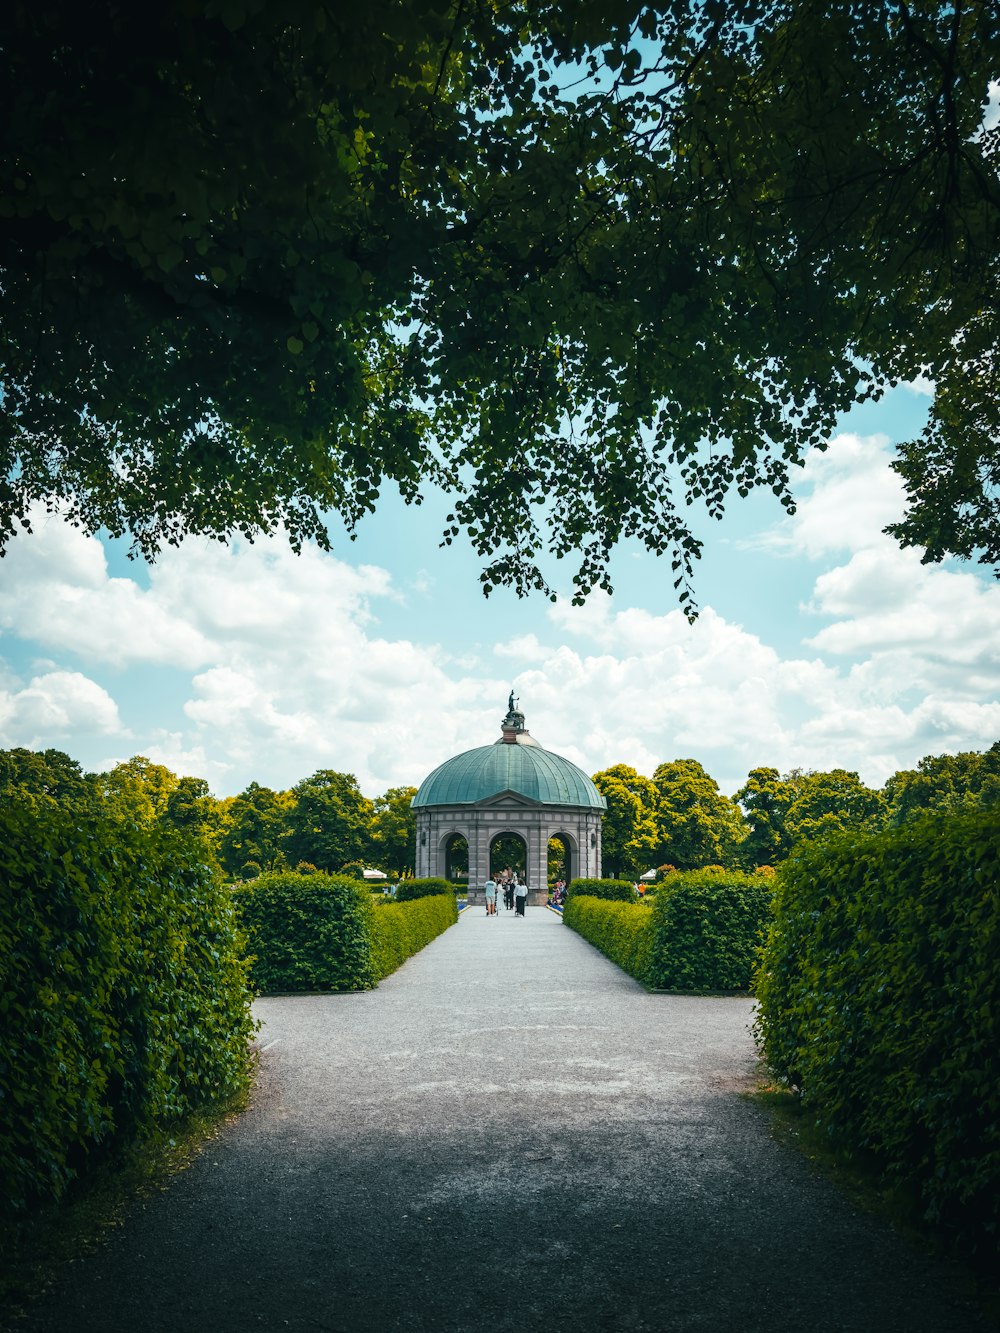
11;907;993;1332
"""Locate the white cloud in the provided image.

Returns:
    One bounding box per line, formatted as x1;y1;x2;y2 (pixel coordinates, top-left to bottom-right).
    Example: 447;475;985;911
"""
0;511;213;668
0;669;123;747
982;80;999;133
1;447;997;802
752;432;906;559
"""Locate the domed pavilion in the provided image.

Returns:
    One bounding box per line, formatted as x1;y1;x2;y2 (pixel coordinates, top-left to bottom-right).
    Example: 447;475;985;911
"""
412;695;606;905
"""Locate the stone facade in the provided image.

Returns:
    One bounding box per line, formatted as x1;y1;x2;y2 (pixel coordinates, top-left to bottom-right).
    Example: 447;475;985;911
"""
414;790;603;905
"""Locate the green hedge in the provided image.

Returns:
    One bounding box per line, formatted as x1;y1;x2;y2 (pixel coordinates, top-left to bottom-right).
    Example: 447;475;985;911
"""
0;803;254;1217
564;872;770;991
232;871;376;992
232;871;460;992
370;893;458;980
562;896;655;984
566;877;636;902
650;870;773;991
755;812;1000;1258
394;877;454;903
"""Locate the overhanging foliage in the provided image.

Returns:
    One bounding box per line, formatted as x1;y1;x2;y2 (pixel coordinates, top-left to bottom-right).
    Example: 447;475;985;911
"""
2;2;998;608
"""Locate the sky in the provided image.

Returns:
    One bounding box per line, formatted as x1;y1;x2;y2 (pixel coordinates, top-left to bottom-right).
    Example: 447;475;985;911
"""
2;376;998;801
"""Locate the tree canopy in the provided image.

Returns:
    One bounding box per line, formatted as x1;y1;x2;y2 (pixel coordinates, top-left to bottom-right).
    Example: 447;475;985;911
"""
3;1;998;608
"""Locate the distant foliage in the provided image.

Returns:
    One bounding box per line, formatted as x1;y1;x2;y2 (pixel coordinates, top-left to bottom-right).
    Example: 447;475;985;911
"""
884;743;1000;826
566;877;636;902
233;872;376;993
563;897;655;985
755;812;1000;1260
394;877;454;903
370;894;458;981
0;801;254;1218
650;870;773;992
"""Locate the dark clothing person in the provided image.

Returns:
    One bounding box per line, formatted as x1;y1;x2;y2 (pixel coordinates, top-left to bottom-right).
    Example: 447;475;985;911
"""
515;882;527;917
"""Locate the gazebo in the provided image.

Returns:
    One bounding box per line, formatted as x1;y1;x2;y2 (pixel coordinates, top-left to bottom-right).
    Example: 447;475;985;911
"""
411;696;606;905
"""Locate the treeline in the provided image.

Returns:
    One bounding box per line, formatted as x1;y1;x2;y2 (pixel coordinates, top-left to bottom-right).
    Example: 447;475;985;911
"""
3;742;998;883
0;750;417;880
593;747;1000;877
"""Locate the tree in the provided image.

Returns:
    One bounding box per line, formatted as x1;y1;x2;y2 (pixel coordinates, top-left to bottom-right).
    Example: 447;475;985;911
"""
784;769;887;844
219;782;293;878
0;746;94;808
287;770;373;873
652;760;747;871
884;743;1000;825
734;767;800;867
95;756;179;823
3;3;998;609
368;785;418;878
591;764;658;878
162;776;211;832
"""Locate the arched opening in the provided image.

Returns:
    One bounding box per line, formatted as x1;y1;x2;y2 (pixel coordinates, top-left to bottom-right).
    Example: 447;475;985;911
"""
548;833;573;886
490;831;527;880
444;833;469;884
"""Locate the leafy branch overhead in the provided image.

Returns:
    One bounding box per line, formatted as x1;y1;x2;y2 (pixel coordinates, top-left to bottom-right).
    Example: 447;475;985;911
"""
2;1;998;606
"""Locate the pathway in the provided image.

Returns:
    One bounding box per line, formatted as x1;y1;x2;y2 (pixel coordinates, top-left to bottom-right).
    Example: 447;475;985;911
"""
9;906;994;1332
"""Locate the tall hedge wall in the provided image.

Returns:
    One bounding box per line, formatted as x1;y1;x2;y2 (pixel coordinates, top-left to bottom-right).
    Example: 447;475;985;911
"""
755;811;1000;1258
0;803;255;1217
562;897;655;984
370;893;458;980
233;871;459;993
650;870;773;992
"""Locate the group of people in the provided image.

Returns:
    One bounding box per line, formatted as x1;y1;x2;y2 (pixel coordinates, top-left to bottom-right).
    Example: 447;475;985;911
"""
548;879;567;907
483;867;528;916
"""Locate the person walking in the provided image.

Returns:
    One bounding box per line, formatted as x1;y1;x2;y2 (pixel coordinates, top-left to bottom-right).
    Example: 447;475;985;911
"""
514;878;528;917
484;876;498;916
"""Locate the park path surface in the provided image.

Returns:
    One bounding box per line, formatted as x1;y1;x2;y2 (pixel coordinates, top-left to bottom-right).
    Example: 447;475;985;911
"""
10;906;994;1333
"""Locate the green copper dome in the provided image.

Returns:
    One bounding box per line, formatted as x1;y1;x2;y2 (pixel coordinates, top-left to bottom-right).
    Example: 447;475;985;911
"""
412;705;606;810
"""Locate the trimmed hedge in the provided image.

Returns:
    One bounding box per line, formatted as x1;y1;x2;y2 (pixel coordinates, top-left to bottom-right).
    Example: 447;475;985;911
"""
562;897;655;984
650;870;773;991
564;871;769;992
232;871;376;992
370;893;458;980
232;871;460;992
0;803;254;1217
755;811;1000;1258
394;877;454;903
566;877;636;902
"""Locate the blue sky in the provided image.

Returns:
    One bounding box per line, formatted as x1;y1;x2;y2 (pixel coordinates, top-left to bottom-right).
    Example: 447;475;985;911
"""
1;379;998;799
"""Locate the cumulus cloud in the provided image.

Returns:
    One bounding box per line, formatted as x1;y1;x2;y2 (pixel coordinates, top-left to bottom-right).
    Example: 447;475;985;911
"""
0;512;213;668
0;668;123;748
2;443;997;801
752;432;907;559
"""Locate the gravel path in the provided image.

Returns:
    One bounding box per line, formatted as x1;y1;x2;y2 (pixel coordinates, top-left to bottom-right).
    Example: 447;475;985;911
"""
9;906;994;1332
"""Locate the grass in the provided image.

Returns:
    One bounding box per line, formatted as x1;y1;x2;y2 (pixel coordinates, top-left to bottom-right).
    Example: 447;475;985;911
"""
0;1082;252;1321
747;1076;1000;1326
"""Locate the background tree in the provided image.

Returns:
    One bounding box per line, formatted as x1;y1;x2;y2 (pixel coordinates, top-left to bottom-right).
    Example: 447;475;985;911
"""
0;747;94;808
734;767;802;867
287;770;373;873
368;785;418;878
591;764;658;878
95;756;178;824
3;3;998;608
652;760;747;871
784;769;887;844
219;782;293;878
884;744;1000;825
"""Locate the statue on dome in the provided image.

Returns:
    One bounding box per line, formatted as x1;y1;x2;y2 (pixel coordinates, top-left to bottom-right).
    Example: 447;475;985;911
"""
508;689;517;714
